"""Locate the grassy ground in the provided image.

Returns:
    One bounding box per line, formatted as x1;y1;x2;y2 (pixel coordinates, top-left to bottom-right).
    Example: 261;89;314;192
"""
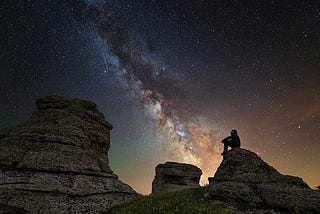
106;187;237;214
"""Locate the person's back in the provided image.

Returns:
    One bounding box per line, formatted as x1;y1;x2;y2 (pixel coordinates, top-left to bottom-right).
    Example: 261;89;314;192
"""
230;133;240;148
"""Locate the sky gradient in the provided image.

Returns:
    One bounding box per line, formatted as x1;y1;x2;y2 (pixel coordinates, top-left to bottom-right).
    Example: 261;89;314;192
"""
1;0;319;194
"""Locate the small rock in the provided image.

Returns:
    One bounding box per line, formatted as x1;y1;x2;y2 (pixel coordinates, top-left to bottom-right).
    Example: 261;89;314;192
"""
152;162;202;193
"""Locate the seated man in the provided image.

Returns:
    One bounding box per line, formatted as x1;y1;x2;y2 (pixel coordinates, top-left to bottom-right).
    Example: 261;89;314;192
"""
221;129;241;155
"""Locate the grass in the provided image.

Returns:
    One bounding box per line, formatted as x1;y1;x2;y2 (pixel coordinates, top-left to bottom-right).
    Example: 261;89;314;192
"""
106;187;237;214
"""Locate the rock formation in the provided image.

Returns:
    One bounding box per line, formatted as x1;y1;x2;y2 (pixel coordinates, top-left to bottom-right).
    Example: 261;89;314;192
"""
0;95;139;213
152;162;202;194
208;148;320;213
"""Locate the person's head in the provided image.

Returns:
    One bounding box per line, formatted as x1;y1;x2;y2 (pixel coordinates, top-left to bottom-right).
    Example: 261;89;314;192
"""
231;129;238;136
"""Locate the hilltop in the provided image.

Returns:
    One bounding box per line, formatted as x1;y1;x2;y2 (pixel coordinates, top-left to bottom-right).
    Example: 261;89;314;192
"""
108;148;320;213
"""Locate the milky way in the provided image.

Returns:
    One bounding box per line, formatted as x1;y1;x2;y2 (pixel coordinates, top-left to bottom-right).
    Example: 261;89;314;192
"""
1;0;319;194
86;3;224;184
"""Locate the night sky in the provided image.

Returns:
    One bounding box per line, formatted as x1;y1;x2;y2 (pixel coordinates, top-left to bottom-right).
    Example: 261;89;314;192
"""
1;0;319;194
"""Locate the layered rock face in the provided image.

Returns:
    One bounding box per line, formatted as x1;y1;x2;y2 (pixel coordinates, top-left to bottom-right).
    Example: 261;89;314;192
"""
0;96;139;213
208;148;320;213
152;162;202;194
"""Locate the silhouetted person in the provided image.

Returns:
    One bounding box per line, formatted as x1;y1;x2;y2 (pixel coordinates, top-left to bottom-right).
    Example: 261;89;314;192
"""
221;129;241;156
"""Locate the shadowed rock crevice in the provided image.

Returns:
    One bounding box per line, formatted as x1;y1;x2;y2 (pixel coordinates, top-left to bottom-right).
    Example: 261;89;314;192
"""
0;95;139;213
208;148;320;213
14;189;137;197
0;164;118;178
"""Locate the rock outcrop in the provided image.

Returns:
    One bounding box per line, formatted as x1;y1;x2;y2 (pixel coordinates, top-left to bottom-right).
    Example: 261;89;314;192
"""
152;162;202;194
0;95;139;213
208;148;320;213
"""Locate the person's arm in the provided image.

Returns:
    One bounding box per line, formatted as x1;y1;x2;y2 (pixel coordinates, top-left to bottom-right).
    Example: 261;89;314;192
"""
222;136;232;143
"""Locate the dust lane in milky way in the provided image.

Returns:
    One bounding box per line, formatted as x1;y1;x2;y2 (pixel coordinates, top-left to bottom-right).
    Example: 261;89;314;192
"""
1;1;319;194
88;4;224;185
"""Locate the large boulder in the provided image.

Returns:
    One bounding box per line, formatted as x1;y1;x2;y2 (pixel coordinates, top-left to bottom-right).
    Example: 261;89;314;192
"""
152;162;202;193
208;148;320;213
0;95;139;213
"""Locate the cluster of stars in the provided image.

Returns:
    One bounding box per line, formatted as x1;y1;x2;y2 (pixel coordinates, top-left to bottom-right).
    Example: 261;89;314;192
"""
1;0;319;194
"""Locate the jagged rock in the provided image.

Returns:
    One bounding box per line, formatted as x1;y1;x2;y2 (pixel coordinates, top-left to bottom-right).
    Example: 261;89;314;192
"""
152;162;202;193
0;95;139;213
208;148;320;213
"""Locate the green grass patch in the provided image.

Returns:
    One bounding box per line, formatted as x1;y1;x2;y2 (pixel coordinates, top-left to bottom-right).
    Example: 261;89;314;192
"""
106;187;237;214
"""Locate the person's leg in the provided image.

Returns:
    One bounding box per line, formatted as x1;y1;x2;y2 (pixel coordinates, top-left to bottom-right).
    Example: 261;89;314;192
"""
224;142;228;153
221;141;229;155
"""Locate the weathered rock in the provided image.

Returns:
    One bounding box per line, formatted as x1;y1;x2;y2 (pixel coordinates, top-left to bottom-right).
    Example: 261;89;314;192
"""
0;95;139;213
208;148;320;213
152;162;202;193
209;182;264;204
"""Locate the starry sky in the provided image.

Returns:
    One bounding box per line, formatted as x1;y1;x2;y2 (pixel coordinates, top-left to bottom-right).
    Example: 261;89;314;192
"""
1;0;319;195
